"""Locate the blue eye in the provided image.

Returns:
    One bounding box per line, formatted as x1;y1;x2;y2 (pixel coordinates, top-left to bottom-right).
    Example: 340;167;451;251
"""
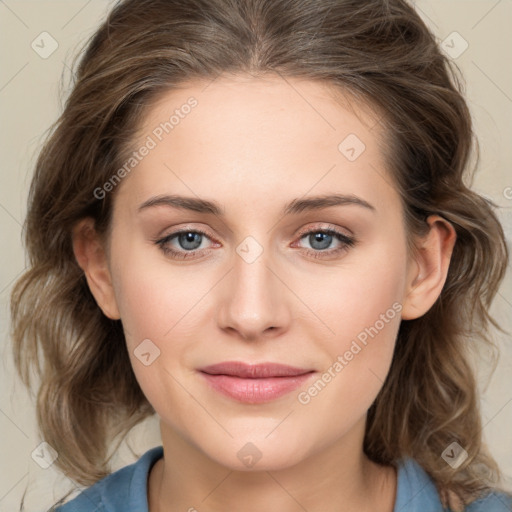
296;228;356;259
174;231;203;251
155;229;212;259
154;226;356;260
307;231;335;250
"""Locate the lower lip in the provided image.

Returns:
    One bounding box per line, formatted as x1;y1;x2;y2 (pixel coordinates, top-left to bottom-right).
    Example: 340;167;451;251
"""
199;372;315;404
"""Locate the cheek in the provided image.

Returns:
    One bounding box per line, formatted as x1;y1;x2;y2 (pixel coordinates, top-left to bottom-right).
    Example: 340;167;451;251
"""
340;261;404;352
108;240;222;404
109;250;199;409
110;241;208;348
295;240;407;414
306;238;407;353
113;268;172;346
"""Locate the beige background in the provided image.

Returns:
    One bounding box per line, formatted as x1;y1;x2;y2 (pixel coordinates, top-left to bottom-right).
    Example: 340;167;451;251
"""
1;1;511;510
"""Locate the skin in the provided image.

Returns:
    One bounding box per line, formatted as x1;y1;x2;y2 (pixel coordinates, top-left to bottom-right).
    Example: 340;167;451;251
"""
72;74;456;512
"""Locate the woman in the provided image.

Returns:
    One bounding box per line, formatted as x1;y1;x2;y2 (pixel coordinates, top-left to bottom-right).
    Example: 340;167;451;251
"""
10;0;512;510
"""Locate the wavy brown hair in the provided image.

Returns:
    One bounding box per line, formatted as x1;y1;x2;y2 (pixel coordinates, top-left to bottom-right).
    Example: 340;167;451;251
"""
10;0;511;510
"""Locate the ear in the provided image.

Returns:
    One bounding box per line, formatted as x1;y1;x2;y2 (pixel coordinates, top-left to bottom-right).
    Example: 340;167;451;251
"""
72;218;121;320
401;215;457;320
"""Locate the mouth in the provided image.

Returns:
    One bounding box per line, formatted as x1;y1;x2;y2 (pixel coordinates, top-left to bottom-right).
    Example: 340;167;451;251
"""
198;362;316;404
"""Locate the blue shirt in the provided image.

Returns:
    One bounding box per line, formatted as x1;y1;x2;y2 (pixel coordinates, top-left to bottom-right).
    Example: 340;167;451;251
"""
55;446;512;511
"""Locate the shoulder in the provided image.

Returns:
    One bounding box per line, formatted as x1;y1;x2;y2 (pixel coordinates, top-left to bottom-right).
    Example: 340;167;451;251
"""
394;457;512;512
464;490;512;511
394;457;445;511
54;445;164;512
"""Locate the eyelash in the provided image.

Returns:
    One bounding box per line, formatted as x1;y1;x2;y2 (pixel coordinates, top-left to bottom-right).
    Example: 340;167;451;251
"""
153;225;356;261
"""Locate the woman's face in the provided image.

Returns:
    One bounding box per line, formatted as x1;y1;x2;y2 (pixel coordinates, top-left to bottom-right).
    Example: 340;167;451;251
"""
105;75;417;470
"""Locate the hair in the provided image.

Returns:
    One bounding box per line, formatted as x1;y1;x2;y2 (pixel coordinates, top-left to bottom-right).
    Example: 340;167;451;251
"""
10;0;510;510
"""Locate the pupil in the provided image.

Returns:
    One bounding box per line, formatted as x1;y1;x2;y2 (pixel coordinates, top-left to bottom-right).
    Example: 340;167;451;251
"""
179;232;202;250
310;232;331;250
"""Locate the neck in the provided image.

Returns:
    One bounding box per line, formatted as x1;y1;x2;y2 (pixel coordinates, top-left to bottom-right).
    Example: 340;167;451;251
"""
148;418;397;512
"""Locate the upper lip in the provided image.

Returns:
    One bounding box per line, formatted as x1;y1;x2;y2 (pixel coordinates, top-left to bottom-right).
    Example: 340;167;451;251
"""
199;362;314;378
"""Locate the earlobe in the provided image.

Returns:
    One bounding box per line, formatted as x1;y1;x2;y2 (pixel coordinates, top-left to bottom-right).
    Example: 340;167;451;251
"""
401;215;457;321
72;218;121;320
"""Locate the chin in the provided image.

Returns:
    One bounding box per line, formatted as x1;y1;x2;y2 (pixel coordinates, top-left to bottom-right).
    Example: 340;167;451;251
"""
201;436;310;473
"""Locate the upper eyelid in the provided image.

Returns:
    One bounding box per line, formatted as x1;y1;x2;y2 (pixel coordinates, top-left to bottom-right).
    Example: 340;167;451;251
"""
162;223;349;236
295;222;353;238
156;226;355;262
159;224;353;247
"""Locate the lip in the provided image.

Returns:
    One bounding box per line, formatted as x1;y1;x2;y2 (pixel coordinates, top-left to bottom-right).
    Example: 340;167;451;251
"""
198;362;315;404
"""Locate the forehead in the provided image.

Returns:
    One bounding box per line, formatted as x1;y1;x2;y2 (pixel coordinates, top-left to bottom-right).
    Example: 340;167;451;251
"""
115;74;397;217
138;74;383;149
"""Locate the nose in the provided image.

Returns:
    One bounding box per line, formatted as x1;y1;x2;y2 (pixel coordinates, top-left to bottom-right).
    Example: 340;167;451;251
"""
216;243;291;341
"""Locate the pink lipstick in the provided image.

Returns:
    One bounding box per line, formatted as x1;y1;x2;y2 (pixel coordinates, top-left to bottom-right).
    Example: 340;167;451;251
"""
198;362;315;404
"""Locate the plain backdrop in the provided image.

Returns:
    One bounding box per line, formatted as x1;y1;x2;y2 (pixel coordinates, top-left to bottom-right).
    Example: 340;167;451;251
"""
1;1;511;510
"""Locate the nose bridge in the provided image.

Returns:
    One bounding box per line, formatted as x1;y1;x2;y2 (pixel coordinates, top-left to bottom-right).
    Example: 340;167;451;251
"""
217;234;289;338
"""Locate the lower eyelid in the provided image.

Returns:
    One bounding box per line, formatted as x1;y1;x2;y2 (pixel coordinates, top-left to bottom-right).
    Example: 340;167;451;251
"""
155;228;355;258
295;229;354;246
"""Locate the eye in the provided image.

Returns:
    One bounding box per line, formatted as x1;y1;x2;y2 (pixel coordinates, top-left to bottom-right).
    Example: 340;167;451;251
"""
293;226;356;259
154;228;217;260
153;224;356;261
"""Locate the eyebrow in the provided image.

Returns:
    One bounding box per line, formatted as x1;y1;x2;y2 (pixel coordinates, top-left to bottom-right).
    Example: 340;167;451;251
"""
137;193;376;216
